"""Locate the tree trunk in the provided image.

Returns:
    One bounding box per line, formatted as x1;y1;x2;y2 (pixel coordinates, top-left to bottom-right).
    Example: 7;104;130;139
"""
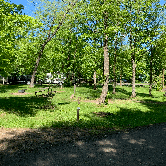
120;74;122;87
149;45;153;96
162;68;165;90
120;64;123;87
2;77;5;85
98;35;109;104
131;57;136;97
112;43;117;94
130;37;136;97
30;54;41;87
98;4;109;104
93;71;96;90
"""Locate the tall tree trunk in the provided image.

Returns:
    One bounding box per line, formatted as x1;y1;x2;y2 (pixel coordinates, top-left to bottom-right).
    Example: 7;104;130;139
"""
98;35;109;104
93;71;96;90
131;56;136;97
149;45;153;96
112;45;117;94
2;77;5;85
162;68;165;90
120;73;122;87
30;51;43;87
98;5;109;104
120;63;123;87
129;1;136;98
130;34;136;97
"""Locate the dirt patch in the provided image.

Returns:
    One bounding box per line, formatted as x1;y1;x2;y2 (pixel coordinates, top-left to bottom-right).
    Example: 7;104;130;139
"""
81;99;134;105
135;100;166;105
0;113;6;117
82;99;99;104
0;127;104;152
0;128;32;141
11;92;32;96
93;112;114;117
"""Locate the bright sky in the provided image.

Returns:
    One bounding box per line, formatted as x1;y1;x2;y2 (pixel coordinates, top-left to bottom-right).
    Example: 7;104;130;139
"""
8;0;36;16
8;0;166;17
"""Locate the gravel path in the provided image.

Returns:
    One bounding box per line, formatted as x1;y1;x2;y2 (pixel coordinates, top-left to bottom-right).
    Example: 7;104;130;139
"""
0;123;166;166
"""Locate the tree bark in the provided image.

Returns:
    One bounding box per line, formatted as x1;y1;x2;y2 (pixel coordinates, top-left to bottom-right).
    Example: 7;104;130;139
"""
98;35;109;104
131;57;136;97
112;43;117;94
30;55;41;87
130;36;136;97
93;71;96;90
2;77;5;85
98;2;109;104
149;45;153;96
162;68;165;90
120;73;122;87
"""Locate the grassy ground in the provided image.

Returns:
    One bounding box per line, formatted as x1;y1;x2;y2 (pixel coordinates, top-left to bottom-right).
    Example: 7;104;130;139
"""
0;84;166;131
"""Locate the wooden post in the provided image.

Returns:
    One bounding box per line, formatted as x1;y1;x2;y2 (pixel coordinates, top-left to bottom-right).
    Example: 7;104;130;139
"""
2;77;4;85
93;71;96;90
77;107;80;121
74;84;76;95
162;69;165;89
78;97;81;105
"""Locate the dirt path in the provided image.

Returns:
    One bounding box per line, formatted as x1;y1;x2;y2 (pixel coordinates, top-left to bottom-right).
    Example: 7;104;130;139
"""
0;123;166;166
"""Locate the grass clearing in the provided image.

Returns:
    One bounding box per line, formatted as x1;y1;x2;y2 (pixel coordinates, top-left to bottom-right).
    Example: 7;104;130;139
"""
0;84;166;131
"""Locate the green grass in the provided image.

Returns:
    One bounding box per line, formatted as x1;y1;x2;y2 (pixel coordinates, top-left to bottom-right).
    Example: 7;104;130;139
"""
0;84;166;131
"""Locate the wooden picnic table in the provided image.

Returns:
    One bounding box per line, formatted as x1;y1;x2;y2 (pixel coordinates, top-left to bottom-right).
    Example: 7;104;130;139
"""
35;87;56;97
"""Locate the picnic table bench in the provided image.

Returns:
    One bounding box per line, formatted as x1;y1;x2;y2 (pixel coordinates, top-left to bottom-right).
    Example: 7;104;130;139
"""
164;92;166;97
35;87;56;97
18;89;27;93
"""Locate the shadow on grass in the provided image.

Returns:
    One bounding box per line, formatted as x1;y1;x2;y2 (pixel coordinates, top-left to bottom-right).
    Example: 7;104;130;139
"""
0;85;26;93
0;96;52;117
76;87;102;100
58;102;71;105
34;84;59;88
47;104;166;131
108;87;131;99
109;86;155;99
0;108;166;165
138;99;166;113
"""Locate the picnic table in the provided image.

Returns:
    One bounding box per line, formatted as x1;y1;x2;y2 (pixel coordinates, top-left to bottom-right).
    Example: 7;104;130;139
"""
18;89;27;93
35;87;56;97
164;92;166;96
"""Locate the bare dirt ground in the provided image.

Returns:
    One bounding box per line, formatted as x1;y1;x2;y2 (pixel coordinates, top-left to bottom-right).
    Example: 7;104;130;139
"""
11;92;32;96
0;123;166;166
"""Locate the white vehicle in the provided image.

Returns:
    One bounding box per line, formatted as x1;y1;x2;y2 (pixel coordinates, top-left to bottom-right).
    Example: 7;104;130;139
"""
45;73;65;84
0;75;8;84
45;73;52;83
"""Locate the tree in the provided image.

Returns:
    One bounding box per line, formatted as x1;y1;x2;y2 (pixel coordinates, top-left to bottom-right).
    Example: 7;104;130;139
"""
142;1;165;95
0;0;35;76
29;0;77;87
79;0;122;104
120;0;165;97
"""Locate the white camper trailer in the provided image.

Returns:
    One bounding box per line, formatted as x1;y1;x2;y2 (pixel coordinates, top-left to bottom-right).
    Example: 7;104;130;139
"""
45;73;65;84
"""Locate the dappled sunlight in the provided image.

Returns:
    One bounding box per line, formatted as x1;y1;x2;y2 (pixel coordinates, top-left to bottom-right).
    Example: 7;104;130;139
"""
0;123;166;165
88;153;96;157
148;145;154;149
96;139;117;153
97;139;115;146
68;154;78;158
76;140;85;146
122;134;146;145
100;147;117;153
128;139;146;145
